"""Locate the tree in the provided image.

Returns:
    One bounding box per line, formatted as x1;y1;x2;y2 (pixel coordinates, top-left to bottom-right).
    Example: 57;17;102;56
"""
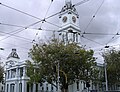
102;49;120;89
0;64;4;82
27;39;96;92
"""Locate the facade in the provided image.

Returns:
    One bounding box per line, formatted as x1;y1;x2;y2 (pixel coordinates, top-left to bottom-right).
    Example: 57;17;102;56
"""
5;49;88;92
4;0;90;92
5;49;28;92
5;49;58;92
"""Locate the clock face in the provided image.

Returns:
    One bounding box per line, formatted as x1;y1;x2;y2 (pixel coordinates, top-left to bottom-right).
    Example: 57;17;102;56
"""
62;16;67;23
72;16;76;23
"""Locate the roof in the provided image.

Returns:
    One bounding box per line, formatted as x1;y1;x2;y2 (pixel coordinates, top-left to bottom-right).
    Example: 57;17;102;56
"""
7;49;20;59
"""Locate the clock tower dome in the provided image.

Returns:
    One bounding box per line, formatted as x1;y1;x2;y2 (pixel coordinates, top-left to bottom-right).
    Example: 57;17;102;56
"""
59;0;80;43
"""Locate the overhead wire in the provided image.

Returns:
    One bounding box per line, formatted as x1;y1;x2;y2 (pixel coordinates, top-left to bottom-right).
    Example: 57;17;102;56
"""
105;26;120;45
81;35;104;46
106;35;120;46
32;1;54;43
73;0;90;7
0;30;32;42
0;20;42;42
75;0;106;56
105;33;119;45
82;0;105;33
0;2;41;20
82;32;120;36
0;22;24;28
0;0;110;59
0;2;61;28
0;1;62;42
0;0;93;42
0;41;30;50
0;22;59;32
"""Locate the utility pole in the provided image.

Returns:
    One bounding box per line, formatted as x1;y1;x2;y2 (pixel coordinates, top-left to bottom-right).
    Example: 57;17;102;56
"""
57;61;60;92
104;46;109;91
104;62;108;91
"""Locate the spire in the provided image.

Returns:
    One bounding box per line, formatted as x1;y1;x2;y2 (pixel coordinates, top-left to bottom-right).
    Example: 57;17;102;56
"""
60;0;78;14
65;0;72;9
7;49;20;59
65;0;71;5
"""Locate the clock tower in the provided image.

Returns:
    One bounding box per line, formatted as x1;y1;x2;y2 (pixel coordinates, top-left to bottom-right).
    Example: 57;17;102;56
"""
59;0;80;43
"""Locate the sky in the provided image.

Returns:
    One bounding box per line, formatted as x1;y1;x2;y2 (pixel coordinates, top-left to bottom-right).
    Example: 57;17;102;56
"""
0;0;120;64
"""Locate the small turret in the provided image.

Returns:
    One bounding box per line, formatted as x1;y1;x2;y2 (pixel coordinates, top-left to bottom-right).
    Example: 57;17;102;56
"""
7;49;20;60
65;0;72;9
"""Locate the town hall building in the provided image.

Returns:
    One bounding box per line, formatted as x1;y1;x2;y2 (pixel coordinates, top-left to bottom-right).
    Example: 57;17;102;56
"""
5;0;90;92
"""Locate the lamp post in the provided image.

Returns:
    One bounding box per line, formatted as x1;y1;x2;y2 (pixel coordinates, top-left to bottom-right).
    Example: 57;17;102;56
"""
57;61;60;92
56;61;68;92
104;46;109;91
104;62;108;91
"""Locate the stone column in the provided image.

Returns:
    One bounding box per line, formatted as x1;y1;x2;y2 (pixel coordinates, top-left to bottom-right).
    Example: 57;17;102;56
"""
23;67;26;77
16;67;19;78
5;84;10;92
32;83;36;92
15;67;19;92
9;70;11;79
22;81;27;92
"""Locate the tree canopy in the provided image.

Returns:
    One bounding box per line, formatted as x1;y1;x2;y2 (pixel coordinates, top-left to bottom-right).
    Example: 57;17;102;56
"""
0;64;4;82
102;49;120;85
27;39;97;91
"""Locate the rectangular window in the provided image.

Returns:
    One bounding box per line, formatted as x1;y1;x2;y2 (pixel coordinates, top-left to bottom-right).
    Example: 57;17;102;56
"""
10;84;15;92
19;83;22;92
76;33;78;42
62;34;64;42
42;87;44;91
7;70;10;79
77;81;79;91
27;83;29;92
7;84;9;92
31;84;33;92
73;33;75;42
51;85;53;90
11;69;16;78
20;68;23;77
66;33;68;41
36;84;38;92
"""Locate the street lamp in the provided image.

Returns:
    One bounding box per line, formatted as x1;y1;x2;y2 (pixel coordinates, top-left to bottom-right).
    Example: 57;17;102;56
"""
104;46;109;91
57;61;60;92
55;61;68;92
104;61;108;91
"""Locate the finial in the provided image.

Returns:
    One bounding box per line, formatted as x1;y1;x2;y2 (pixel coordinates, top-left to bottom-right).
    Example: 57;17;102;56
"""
65;0;71;5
